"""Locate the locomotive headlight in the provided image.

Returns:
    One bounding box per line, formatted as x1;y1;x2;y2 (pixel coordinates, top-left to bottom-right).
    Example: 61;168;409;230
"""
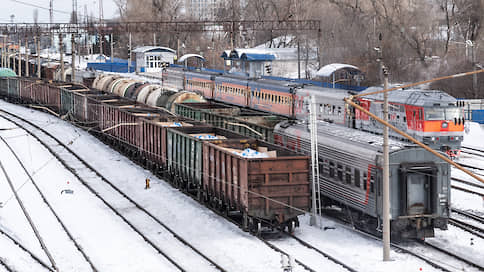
431;136;436;141
455;136;459;141
442;122;448;128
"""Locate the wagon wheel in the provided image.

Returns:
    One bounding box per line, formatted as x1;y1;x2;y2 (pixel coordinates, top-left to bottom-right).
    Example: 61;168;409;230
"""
287;221;295;234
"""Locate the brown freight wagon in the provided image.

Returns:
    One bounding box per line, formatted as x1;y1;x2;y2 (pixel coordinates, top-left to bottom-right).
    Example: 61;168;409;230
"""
165;126;249;194
203;139;310;233
139;117;205;172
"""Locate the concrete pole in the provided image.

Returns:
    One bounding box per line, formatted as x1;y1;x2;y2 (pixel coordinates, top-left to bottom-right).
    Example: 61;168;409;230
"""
13;46;16;73
71;35;76;82
110;33;114;61
18;38;21;76
153;33;156;46
472;45;478;98
25;40;29;77
382;66;390;261
59;34;65;81
128;32;132;73
99;33;103;57
36;37;41;79
7;46;11;69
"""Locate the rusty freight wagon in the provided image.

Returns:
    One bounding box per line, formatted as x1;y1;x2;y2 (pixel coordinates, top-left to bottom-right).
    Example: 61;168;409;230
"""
203;139;310;233
175;102;287;143
165;126;249;194
139;117;209;172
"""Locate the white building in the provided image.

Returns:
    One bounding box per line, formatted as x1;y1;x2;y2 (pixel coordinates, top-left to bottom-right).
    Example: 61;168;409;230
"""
133;46;176;73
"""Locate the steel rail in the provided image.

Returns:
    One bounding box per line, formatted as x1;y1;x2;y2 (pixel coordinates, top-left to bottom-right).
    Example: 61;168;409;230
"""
0;153;57;271
0;129;98;271
448;218;484;239
420;241;484;271
0;226;53;271
0;110;227;272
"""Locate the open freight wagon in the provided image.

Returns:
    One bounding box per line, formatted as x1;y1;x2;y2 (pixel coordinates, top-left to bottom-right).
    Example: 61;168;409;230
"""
175;102;287;143
203;139;310;233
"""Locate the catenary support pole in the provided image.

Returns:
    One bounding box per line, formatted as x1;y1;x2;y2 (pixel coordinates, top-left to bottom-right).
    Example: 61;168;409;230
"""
59;34;65;81
25;39;29;77
128;32;131;72
36;37;41;79
18;37;21;76
71;34;76;82
382;66;390;261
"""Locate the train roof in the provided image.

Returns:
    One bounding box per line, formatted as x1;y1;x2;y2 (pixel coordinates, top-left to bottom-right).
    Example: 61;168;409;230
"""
275;120;407;159
297;84;353;100
360;87;457;107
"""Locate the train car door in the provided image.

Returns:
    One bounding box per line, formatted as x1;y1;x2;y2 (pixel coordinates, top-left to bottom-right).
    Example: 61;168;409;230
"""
399;164;436;216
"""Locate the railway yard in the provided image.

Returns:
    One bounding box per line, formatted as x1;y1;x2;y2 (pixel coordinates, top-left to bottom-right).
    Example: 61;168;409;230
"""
0;78;483;271
1;0;484;269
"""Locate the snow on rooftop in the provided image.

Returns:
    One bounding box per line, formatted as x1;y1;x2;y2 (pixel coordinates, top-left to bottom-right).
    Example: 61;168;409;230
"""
316;63;360;77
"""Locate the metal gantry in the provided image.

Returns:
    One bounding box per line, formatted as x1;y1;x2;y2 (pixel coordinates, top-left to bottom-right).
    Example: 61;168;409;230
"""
0;20;321;35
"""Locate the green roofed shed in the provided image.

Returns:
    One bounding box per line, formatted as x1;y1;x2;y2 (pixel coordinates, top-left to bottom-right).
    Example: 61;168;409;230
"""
0;68;17;77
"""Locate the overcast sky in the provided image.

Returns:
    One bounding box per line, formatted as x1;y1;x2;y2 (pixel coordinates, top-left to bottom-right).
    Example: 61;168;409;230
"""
1;0;118;23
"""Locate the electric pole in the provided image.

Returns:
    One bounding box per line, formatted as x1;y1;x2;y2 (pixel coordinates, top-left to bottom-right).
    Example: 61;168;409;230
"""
25;39;29;77
59;34;64;81
36;37;40;78
71;34;76;82
99;0;104;57
382;66;390;261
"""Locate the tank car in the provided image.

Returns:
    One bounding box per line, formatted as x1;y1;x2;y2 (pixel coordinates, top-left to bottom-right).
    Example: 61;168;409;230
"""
274;120;451;240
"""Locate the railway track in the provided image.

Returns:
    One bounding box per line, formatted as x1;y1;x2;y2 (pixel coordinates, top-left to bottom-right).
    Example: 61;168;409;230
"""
461;146;484;158
0;110;226;272
0;227;53;271
457;162;484;172
321;207;484;272
451;177;484;197
270;231;360;272
0;104;362;272
0;132;98;271
418;240;484;271
451;208;484;239
219;213;358;272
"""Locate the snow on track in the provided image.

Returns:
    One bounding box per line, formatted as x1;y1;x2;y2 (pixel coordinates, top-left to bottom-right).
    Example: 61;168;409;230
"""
0;117;180;271
0;233;48;272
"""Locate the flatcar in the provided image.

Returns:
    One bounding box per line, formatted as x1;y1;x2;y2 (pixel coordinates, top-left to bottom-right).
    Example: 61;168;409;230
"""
274;120;451;240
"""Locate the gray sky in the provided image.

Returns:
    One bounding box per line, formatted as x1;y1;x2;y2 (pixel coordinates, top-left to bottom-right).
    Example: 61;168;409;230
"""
1;0;119;23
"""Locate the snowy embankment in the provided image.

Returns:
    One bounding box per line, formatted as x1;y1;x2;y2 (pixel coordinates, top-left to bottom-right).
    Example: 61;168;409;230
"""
1;99;483;271
452;122;484;214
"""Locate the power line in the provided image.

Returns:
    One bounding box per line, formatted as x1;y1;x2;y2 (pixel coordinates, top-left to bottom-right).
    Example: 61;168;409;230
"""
8;0;100;20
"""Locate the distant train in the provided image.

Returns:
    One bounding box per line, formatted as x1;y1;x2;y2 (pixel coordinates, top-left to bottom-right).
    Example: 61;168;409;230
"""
89;67;465;156
4;51;466;156
274;120;451;240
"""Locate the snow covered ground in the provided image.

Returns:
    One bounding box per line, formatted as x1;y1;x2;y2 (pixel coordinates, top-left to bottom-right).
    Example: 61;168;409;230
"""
0;99;483;271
